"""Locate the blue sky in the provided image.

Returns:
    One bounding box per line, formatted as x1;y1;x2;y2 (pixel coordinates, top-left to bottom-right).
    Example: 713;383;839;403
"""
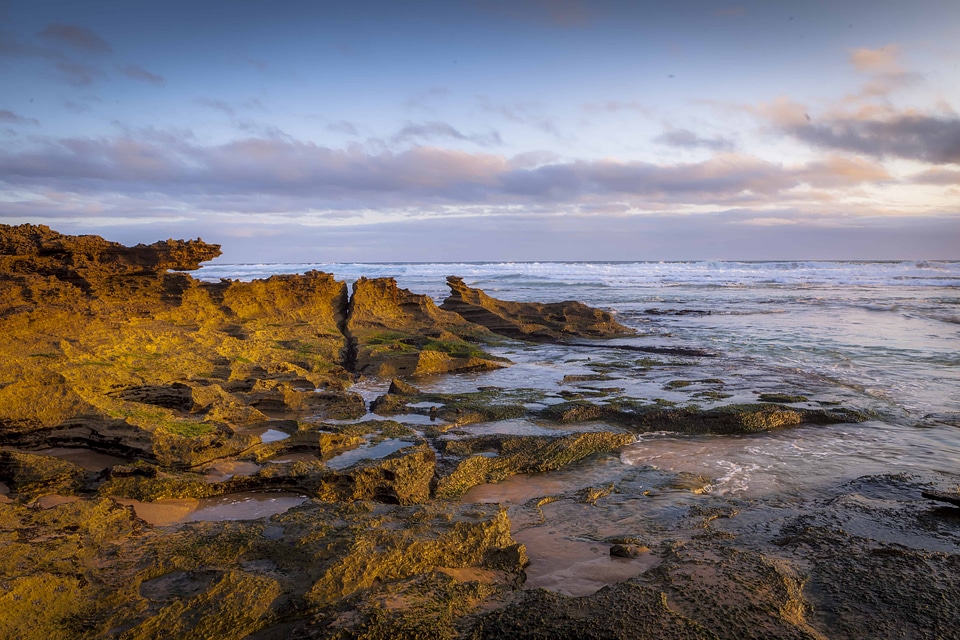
1;0;959;260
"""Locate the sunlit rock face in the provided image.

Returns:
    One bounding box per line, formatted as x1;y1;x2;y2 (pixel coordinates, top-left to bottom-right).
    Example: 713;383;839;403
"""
346;276;509;377
0;224;356;468
441;275;635;343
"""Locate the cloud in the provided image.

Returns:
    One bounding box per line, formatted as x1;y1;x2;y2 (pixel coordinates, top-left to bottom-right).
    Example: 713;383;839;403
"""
0;133;900;215
120;64;165;86
406;87;450;110
849;45;902;74
38;23;111;54
5;25;160;88
55;60;102;85
755;48;955;165
235;121;291;140
853;71;923;99
195;98;236;116
326;121;359;136
655;128;735;151
783;113;960;164
795;155;892;188
0;109;39;125
478;97;559;135
910;168;960;185
390;121;502;147
754;97;810;128
582;100;653;116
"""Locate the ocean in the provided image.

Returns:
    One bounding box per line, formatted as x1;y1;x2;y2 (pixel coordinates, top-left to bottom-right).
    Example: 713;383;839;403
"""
196;259;960;501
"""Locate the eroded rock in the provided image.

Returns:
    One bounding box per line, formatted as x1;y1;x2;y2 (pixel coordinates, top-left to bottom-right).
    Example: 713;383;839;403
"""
441;275;634;343
435;432;634;499
346;277;508;377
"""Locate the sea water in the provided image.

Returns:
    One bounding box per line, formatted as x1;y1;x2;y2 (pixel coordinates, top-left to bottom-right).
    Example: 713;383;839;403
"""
197;261;960;499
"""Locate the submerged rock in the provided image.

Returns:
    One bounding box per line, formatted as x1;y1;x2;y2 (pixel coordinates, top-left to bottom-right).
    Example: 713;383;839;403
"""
441;275;635;343
542;401;868;434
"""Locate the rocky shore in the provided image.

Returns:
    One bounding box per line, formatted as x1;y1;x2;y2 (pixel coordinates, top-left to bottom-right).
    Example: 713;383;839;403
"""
1;224;958;639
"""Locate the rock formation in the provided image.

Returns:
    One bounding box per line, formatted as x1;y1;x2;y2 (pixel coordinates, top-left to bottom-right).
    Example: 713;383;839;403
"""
441;275;634;342
346;276;508;377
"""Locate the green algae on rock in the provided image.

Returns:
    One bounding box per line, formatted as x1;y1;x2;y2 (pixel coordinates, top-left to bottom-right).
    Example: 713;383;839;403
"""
0;496;527;639
346;276;509;377
0;450;89;501
435;432;634;499
541;400;868;434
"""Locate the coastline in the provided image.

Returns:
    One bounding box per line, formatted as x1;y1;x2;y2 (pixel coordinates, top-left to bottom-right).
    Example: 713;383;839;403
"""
1;224;959;639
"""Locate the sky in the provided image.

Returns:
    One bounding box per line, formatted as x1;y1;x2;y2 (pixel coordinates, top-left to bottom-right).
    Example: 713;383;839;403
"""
1;0;959;261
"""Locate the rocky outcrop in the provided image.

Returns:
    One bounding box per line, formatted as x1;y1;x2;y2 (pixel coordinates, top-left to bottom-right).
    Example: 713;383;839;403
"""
346;276;508;377
473;545;822;640
441;275;634;343
0;226;356;469
542;401;869;434
316;444;436;505
0;497;526;640
0;450;88;499
0;223;221;282
435;432;635;499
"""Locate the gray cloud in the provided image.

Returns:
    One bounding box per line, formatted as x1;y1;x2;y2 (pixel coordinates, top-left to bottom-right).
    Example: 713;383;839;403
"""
784;114;960;164
326;121;359;136
0;29;51;58
235;121;291;140
0;109;39;125
655;128;735;151
54;60;102;86
582;100;653;116
406;87;450;110
195;98;236;116
910;168;960;185
0;132;896;215
390;121;502;147
38;23;111;54
120;64;165;86
478;97;559;135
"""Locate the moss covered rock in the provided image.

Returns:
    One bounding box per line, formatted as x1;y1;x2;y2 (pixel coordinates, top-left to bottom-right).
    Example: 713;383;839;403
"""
435;432;634;499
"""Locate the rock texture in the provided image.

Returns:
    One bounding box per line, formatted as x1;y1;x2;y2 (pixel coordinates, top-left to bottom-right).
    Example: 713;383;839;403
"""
346;276;508;377
0;497;526;640
441;275;634;342
0;224;356;469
